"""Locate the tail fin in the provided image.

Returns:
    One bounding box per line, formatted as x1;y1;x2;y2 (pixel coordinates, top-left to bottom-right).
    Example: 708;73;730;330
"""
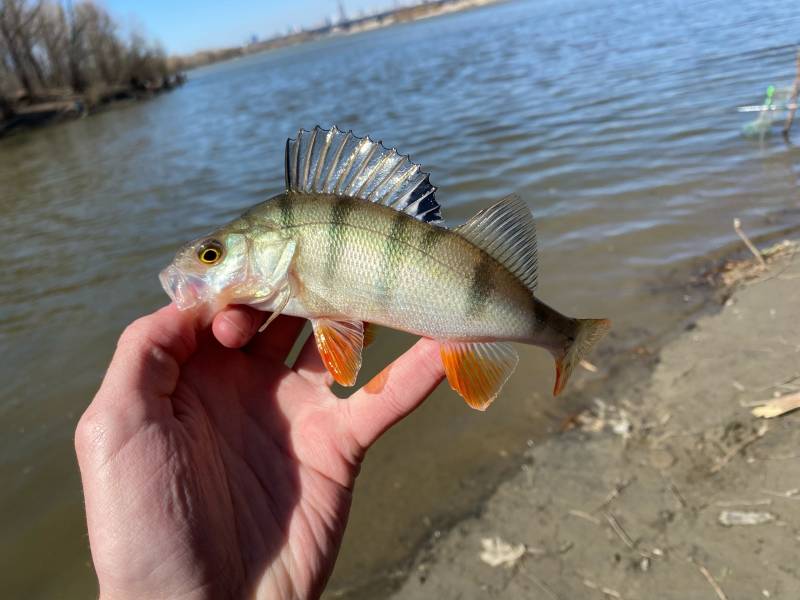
552;318;611;396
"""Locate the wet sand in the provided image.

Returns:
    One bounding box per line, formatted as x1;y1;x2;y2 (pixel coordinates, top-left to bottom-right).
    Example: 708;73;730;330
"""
389;244;800;599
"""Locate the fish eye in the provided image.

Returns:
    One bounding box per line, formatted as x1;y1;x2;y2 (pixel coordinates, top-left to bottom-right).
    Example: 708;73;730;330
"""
197;239;224;265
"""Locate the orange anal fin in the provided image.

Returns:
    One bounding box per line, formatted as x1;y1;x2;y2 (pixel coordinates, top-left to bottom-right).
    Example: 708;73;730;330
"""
439;341;519;411
311;318;365;387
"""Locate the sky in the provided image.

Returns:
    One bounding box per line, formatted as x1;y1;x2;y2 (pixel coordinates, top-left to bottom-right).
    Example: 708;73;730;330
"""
104;0;395;55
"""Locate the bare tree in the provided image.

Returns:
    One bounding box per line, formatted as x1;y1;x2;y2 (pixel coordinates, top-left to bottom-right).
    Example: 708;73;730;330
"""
80;2;122;85
0;0;45;96
36;1;68;87
1;0;177;118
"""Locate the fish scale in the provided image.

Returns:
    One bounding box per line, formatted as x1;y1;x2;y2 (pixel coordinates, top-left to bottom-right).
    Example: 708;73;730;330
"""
160;126;610;409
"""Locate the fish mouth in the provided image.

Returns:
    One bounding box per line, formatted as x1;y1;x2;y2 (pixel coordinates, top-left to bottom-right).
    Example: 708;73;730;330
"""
159;266;206;310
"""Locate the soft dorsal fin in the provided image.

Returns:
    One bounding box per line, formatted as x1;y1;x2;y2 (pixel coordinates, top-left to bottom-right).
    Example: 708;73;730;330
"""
285;126;442;224
455;195;538;291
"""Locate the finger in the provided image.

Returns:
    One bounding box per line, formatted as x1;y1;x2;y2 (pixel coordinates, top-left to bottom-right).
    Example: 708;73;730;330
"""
341;337;444;452
293;332;334;388
245;314;306;362
93;304;199;414
76;304;199;479
212;305;264;348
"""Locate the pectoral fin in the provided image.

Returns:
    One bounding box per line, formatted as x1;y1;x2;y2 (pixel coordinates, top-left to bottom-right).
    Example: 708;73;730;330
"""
439;341;519;410
311;318;365;386
258;283;292;332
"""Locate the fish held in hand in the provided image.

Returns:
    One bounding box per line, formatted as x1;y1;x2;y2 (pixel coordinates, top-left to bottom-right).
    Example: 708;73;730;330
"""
160;126;610;409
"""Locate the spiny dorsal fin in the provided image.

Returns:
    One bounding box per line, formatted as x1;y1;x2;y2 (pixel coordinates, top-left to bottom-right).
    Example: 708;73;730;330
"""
285;126;442;224
456;195;538;291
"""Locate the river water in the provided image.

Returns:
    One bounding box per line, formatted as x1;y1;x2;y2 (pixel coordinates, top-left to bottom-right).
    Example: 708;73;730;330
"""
2;0;800;597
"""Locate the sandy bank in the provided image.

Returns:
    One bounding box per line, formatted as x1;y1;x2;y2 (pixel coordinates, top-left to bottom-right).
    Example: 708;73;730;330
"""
390;246;800;599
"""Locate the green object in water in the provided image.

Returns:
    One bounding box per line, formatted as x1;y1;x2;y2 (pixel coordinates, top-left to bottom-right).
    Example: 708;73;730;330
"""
743;84;779;138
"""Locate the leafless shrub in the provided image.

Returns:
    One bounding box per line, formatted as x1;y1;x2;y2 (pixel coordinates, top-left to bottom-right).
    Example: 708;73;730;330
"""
0;0;174;110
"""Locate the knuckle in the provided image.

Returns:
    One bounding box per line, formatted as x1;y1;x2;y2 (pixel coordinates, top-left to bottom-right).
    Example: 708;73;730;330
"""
74;410;105;456
117;318;152;350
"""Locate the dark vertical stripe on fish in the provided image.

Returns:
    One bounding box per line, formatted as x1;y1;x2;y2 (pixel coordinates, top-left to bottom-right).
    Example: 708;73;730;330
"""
325;198;354;279
530;294;547;335
466;252;495;318
377;211;410;299
278;194;295;230
419;224;446;256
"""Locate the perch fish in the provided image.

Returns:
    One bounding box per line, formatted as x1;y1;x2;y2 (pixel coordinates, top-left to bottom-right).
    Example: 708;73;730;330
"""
160;126;610;409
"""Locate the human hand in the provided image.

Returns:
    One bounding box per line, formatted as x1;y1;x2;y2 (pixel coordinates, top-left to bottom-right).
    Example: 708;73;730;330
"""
75;304;444;600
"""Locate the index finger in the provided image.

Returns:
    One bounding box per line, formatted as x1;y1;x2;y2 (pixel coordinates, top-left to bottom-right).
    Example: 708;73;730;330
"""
339;338;444;453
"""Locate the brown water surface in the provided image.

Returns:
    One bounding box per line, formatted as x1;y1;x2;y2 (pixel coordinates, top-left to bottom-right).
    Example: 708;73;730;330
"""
2;1;800;597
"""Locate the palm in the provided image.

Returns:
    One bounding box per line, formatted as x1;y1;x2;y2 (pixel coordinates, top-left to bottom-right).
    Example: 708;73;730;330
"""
169;330;358;598
76;305;443;600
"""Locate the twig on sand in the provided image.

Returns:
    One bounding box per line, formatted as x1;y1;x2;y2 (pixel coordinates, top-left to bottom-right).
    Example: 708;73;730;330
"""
604;512;656;560
568;509;602;525
761;452;800;461
582;578;623;599
668;480;688;508
710;423;768;474
733;218;766;268
714;498;772;507
690;558;730;600
604;512;636;549
597;478;635;510
761;487;800;499
752;392;800;419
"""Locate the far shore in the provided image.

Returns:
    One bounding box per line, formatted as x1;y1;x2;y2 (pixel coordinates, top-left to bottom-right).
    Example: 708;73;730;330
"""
0;74;186;139
174;0;504;72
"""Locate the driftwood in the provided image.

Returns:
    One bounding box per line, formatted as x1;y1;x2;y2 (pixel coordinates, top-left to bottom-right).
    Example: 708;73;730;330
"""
783;49;800;140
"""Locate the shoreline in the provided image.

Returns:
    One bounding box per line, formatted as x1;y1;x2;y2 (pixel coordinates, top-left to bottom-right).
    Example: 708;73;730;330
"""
385;235;800;599
0;74;185;139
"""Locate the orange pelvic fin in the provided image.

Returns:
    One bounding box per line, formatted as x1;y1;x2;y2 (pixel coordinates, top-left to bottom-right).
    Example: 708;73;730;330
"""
311;318;365;387
440;341;519;410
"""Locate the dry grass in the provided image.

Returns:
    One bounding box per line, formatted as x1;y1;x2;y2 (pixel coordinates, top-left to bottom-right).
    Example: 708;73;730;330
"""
716;239;799;288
